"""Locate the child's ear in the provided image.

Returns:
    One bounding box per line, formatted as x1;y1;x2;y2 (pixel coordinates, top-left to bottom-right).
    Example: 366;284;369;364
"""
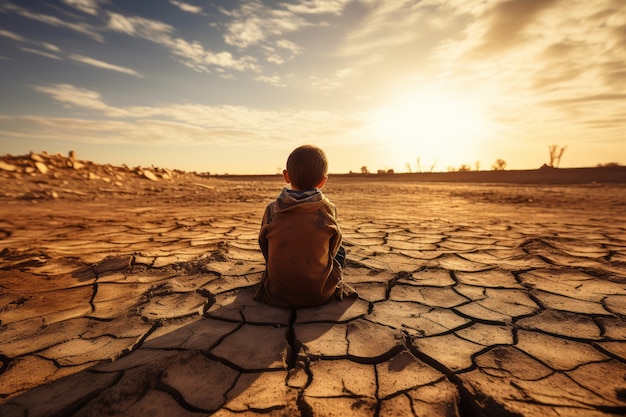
283;169;291;184
316;176;328;188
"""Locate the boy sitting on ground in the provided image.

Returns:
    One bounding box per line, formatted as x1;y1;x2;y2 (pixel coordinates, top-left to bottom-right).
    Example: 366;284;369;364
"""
254;145;357;308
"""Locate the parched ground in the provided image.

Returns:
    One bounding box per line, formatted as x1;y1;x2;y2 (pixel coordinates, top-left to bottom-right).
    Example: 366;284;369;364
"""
1;152;626;417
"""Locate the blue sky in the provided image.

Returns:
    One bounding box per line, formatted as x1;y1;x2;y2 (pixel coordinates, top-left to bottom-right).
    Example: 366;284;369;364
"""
1;0;624;174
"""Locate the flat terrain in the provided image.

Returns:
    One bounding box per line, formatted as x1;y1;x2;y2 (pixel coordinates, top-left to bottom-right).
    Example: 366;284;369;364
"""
1;153;626;417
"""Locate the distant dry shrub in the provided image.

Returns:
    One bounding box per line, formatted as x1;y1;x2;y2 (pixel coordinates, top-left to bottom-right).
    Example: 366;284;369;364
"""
492;159;507;170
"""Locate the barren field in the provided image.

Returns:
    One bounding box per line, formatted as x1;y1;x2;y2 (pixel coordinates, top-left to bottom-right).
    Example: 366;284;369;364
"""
1;152;625;417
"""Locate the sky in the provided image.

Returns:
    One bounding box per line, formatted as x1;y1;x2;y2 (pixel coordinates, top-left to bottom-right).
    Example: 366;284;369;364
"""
0;0;625;174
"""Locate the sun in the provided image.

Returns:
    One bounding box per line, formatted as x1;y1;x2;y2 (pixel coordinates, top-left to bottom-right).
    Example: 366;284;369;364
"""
370;89;490;171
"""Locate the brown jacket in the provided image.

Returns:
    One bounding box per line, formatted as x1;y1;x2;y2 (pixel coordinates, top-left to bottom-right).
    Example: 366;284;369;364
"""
254;188;350;308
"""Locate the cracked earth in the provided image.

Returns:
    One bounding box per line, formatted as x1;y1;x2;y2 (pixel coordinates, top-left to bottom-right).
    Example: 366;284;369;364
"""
1;153;626;416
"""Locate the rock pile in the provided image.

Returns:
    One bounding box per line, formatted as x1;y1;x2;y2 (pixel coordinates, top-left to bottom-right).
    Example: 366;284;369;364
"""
0;151;187;183
0;151;228;203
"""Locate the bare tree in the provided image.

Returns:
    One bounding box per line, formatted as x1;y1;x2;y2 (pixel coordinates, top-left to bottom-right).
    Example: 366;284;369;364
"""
555;146;567;167
458;164;471;172
548;145;557;166
475;161;480;171
405;162;412;173
429;160;437;172
416;157;422;173
360;166;369;174
548;145;567;167
492;159;507;170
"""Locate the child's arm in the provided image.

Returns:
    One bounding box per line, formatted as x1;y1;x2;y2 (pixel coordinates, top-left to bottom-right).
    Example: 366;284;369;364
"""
258;204;273;261
327;203;342;257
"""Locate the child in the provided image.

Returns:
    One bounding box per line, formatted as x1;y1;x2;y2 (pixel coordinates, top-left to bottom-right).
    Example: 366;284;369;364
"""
254;145;357;308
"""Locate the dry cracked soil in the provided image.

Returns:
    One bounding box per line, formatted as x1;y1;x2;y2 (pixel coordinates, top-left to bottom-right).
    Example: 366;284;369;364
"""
1;152;626;417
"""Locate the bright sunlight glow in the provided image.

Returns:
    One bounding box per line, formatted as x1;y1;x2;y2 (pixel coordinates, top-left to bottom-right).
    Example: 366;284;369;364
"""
370;89;491;171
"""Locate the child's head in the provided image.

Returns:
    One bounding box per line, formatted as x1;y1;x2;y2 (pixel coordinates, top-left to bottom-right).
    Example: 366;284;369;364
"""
284;145;328;190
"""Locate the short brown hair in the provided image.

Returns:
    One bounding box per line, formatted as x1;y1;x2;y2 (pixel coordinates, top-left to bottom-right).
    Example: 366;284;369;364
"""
286;145;328;190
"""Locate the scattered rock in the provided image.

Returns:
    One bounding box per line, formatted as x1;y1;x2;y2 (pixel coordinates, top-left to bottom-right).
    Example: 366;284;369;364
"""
0;151;196;193
34;162;48;174
0;161;17;171
143;170;158;181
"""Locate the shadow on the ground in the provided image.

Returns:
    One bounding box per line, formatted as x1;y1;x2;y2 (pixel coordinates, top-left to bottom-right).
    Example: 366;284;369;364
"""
1;271;359;416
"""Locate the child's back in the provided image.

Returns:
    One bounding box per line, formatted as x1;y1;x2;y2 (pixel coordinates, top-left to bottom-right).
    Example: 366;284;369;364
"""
254;145;356;308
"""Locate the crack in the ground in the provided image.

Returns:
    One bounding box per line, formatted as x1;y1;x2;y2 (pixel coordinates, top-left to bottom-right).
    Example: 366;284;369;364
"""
372;363;382;417
593;342;626;364
403;331;491;417
297;392;314;417
117;320;162;359
2;220;625;417
286;309;299;370
157;379;212;414
88;282;98;313
55;370;125;417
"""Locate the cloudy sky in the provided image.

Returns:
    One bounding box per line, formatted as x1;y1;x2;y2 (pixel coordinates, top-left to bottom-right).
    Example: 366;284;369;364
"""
1;0;624;174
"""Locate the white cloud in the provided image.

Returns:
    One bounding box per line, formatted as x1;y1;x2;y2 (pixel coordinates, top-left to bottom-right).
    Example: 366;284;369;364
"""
465;0;564;58
221;0;311;66
171;38;260;72
1;29;64;61
1;29;62;54
0;29;26;42
261;38;303;65
339;0;422;55
2;1;624;172
265;52;285;65
24;83;370;147
285;0;351;15
2;2;259;77
107;12;175;40
412;0;626;146
20;47;62;60
307;67;359;91
33;84;111;112
276;39;303;54
105;12;259;74
217;0;356;67
62;0;100;16
0;2;104;41
170;0;204;15
254;74;286;87
203;50;253;70
0;24;140;76
42;42;61;52
69;54;143;77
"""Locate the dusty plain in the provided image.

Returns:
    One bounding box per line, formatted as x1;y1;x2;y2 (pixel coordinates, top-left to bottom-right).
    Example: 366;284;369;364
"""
1;152;626;417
